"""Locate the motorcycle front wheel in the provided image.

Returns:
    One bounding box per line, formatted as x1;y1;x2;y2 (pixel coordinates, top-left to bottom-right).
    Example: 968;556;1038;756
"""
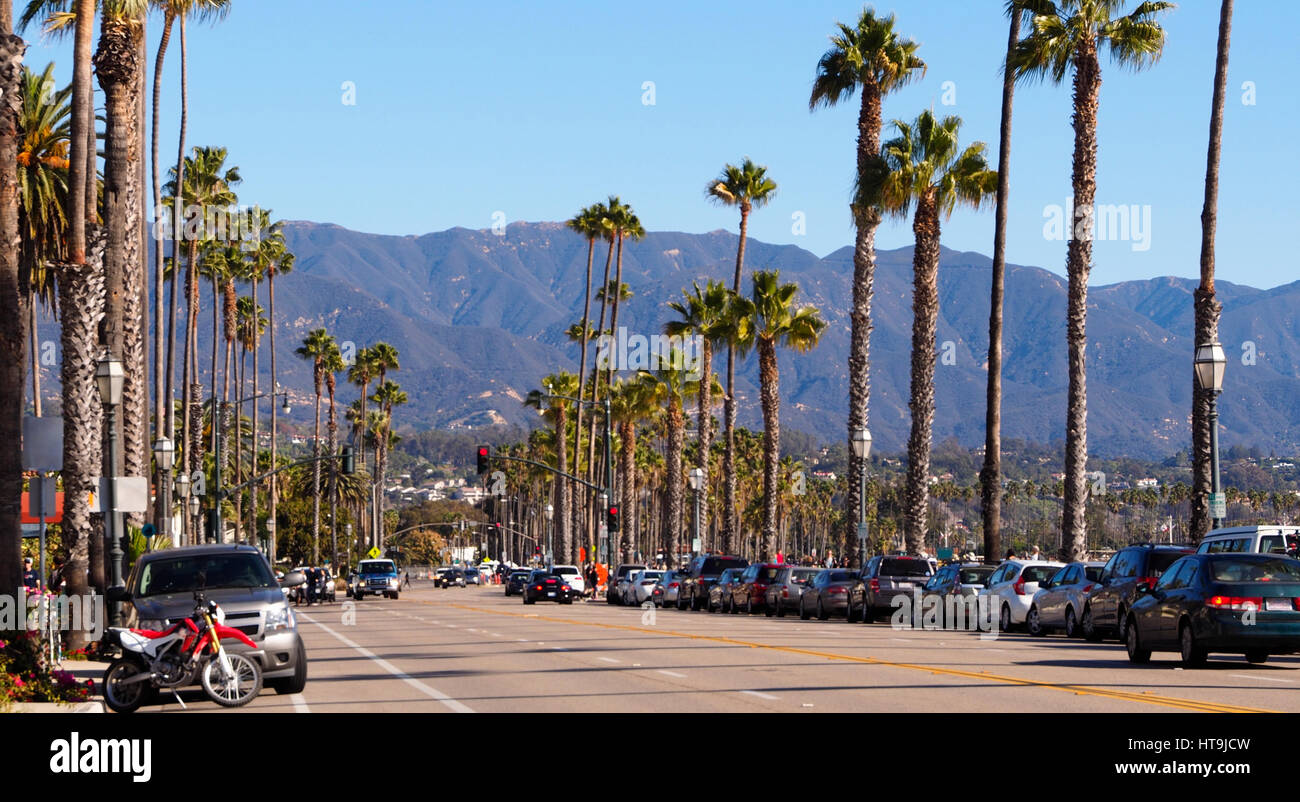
201;651;263;707
103;657;150;713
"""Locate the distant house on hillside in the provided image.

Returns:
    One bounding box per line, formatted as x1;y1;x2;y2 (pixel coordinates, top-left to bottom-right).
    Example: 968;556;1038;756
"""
1136;478;1159;489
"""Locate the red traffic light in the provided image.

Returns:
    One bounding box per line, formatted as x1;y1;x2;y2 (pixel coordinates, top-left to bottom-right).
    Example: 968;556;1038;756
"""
476;445;490;474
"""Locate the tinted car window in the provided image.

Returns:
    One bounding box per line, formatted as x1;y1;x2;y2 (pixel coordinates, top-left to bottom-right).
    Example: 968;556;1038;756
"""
959;567;994;585
792;569;817;584
1046;567;1069;587
1156;559;1192;590
701;558;747;574
138;552;277;596
826;570;856;583
1145;551;1188;577
1084;566;1104;582
754;566;783;582
1260;535;1287;554
1209;558;1300;583
1020;565;1058;584
881;558;931;577
1112;551;1136;579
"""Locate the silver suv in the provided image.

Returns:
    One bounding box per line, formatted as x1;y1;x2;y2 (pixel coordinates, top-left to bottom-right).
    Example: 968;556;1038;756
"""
115;544;308;695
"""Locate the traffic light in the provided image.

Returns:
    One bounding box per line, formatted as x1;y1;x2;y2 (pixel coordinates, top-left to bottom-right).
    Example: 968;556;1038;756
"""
476;445;490;474
607;504;619;534
341;444;356;475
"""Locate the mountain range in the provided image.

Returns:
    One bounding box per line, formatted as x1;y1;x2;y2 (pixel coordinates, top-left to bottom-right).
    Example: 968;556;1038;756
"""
37;220;1300;460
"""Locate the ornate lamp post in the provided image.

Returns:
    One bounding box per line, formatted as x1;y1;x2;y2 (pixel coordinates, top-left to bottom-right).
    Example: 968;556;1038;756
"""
1194;342;1227;529
851;427;873;565
96;356;125;625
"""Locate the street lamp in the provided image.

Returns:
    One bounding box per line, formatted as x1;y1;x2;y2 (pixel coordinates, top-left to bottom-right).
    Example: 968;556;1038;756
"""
97;356;125;625
1195;342;1227;529
152;437;175;545
851;427;872;565
689;467;704;559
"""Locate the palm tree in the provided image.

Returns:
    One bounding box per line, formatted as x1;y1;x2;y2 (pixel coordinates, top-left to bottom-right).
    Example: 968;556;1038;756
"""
981;2;1026;567
148;0;230;486
872;110;997;554
370;379;406;547
249;209;291;561
1190;0;1233;542
525;372;579;564
323;340;345;568
565;203;609;549
603;201;643;390
733;271;826;560
1008;0;1172;559
0;4;25;588
705;159;777;554
296;328;334;563
665;279;729;550
234;294;265;539
347;345;378;543
609;377;660;563
811;7;925;567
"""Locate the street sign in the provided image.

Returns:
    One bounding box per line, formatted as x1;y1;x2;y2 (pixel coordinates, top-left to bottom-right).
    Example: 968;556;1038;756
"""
89;477;149;513
692;538;702;553
938;547;954;561
1208;492;1227;520
22;416;63;471
367;546;382;559
856;521;869;542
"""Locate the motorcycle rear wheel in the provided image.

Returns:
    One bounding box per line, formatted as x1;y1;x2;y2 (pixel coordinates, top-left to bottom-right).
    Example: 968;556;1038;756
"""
103;657;150;713
201;652;263;707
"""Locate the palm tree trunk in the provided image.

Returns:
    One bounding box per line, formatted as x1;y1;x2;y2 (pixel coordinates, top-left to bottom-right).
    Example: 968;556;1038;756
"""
1190;0;1233;543
151;10;175;537
0;8;25;588
235;342;244;541
312;383;322;565
575;236;594;558
722;208;751;553
620;420;636;563
904;197;941;554
665;403;684;566
981;8;1021;562
28;303;41;416
695;342;713;546
268;268;279;563
1061;39;1102;561
327;387;338;567
588;237;615;556
757;340;781;560
555;402;571;564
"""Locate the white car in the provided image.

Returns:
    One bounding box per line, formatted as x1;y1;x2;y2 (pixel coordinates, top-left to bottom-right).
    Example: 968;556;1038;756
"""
981;560;1065;632
626;570;664;606
551;564;585;594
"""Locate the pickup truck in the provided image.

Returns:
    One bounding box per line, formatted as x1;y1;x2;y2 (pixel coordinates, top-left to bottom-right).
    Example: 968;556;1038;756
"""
352;559;401;600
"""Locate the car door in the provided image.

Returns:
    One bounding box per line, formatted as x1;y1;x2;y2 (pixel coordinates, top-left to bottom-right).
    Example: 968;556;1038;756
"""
1038;566;1070;625
1099;551;1133;626
804;572;823;613
1150;558;1197;646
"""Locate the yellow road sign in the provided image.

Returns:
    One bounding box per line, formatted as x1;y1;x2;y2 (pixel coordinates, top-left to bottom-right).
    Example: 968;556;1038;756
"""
367;546;382;559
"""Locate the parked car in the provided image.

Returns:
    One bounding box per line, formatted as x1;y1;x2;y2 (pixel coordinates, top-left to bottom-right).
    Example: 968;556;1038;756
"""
1027;561;1106;637
982;559;1065;632
522;570;579;605
800;569;858;620
679;554;748;611
707;568;746;613
728;563;785;614
504;570;531;596
607;564;647;605
764;566;820;617
552;564;586;595
115;544;308;695
1082;544;1194;642
1196;525;1300;556
1125;553;1300;667
650;570;684;608
626;570;664;606
924;563;996;600
849;555;935;623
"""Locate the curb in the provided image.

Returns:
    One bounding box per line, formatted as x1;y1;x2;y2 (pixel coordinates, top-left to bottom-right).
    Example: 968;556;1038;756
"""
11;701;104;713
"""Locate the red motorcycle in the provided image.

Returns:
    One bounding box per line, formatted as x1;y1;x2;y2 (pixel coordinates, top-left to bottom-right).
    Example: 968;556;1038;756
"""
102;592;263;713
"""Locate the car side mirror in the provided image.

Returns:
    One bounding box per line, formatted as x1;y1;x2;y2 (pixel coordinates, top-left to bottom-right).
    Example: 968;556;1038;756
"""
281;571;307;588
106;586;131;603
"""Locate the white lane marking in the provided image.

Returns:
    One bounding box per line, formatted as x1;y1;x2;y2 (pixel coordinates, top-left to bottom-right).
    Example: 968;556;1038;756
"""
1229;673;1294;684
892;638;912;643
517;638;529;643
290;693;310;714
740;690;779;700
551;646;567;651
446;624;458;628
299;613;475;713
597;657;620;664
658;670;686;678
467;628;479;633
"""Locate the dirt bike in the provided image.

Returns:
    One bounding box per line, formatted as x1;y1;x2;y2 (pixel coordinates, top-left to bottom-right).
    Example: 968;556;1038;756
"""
101;592;263;713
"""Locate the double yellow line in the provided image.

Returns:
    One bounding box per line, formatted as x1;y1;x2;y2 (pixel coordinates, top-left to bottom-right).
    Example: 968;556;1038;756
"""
423;599;1275;713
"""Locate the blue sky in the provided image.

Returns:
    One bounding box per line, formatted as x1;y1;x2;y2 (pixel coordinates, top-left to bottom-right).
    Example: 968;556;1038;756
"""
18;0;1298;289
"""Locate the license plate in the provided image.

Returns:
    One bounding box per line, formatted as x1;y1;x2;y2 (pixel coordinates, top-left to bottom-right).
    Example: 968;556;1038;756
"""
1265;598;1290;611
547;592;556;597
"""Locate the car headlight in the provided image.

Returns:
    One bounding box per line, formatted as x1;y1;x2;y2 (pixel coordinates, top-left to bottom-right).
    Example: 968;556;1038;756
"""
266;604;294;632
138;618;167;631
388;578;399;589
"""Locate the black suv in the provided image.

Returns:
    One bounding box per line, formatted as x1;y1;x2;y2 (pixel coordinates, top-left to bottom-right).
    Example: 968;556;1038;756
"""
1082;544;1193;642
848;555;934;623
678;554;748;611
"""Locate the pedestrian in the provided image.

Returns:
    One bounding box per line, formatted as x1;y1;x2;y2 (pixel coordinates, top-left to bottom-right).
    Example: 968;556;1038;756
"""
402;570;411;590
21;557;39;590
1027;545;1042;561
1004;548;1017;562
305;566;319;605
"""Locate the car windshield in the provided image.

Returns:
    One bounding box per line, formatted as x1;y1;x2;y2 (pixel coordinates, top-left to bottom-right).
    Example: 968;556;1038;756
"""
360;561;396;575
1020;565;1058;584
826;570;856;583
959;567;994;584
701;558;747;574
1209;558;1300;583
881;558;931;577
138;552;277;596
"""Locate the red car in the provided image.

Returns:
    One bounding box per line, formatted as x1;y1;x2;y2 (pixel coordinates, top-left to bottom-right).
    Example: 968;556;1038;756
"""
728;563;786;614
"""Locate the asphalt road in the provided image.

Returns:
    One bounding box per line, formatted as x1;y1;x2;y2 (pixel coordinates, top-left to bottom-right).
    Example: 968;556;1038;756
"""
101;581;1300;713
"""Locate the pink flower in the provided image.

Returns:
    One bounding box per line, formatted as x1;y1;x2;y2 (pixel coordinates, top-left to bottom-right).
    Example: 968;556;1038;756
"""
13;677;24;688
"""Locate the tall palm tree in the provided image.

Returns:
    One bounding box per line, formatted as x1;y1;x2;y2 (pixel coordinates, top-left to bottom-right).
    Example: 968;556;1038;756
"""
665;279;729;550
732;271;826;560
872;110;997;554
603;201;643;389
1009;0;1172;559
565;202;608;554
296;328;333;563
705;159;777;554
0;4;25;588
1190;0;1233;542
981;2;1026;566
234;294;265;539
586;198;620;522
525;372;579;564
149;1;230;500
811;7;925;567
370;379;406;547
347;345;378;543
249;209;291;561
608;376;660;563
323;340;345;568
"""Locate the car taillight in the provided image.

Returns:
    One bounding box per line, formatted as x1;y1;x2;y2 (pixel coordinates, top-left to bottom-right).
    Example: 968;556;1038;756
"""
535;585;543;591
1206;596;1262;611
562;585;571;592
829;586;846;595
1013;577;1025;596
1137;577;1157;590
781;589;788;598
869;579;879;592
1293;598;1300;611
668;582;679;589
1081;584;1094;593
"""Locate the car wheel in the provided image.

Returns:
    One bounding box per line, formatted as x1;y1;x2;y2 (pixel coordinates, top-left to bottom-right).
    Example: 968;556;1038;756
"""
523;596;534;605
1064;607;1078;639
799;599;810;620
1179;623;1208;668
1081;605;1102;642
776;599;786;618
1116;607;1129;644
392;592;399;601
765;598;775;617
1027;605;1045;637
1125;617;1151;664
817;599;829;621
1245;650;1269;664
999;604;1012;633
746;597;754;615
271;640;308;695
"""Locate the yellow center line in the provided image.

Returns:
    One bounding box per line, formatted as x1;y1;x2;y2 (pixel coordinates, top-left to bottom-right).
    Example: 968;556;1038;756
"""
418;600;1275;714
